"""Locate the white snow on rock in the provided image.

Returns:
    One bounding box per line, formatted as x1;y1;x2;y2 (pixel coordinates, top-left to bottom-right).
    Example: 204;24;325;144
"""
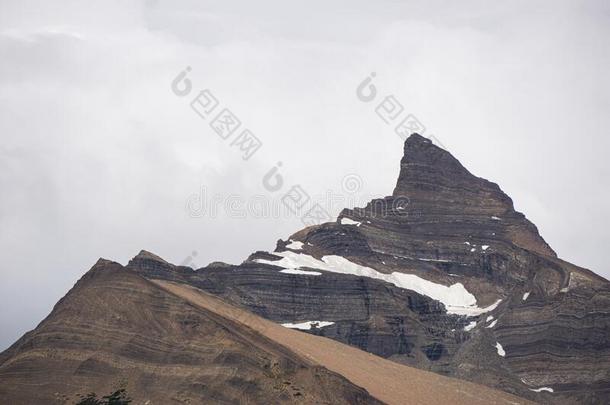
522;292;530;301
521;379;554;393
280;269;321;276
281;321;335;330
491;216;501;221
486;315;494;322
340;217;362;226
530;387;554;393
495;342;506;357
417;258;450;263
481;245;489;251
286;240;304;250
486;319;498;328
470;248;476;252
444;299;502;317
255;251;499;316
464;321;477;331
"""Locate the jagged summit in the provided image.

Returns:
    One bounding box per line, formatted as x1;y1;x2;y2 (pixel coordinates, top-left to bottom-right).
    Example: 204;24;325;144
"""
394;133;510;206
131;249;168;264
398;133;470;179
330;135;556;259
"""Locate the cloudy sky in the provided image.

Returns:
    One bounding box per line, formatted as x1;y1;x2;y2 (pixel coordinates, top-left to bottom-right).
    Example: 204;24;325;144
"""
1;0;609;350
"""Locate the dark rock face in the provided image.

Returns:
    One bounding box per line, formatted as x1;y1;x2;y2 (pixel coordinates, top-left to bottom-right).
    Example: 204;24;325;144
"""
392;134;555;258
491;277;610;404
128;134;609;404
131;259;473;369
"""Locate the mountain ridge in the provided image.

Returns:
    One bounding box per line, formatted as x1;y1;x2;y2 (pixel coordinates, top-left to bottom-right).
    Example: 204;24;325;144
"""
1;134;608;404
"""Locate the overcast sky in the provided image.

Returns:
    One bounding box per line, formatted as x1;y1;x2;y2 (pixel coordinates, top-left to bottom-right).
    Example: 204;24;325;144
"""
1;0;609;350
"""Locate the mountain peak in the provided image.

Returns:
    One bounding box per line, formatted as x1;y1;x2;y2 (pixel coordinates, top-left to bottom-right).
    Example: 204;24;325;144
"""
394;133;490;198
402;133;466;169
404;132;436;147
387;134;556;257
132;250;168;264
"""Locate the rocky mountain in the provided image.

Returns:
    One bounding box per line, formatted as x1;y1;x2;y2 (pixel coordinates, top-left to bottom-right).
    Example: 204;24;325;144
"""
0;259;380;404
1;134;608;404
0;257;529;405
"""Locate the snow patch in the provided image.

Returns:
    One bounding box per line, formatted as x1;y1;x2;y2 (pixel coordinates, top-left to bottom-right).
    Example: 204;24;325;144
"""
481;245;489;251
449;299;502;317
255;251;498;316
470;248;476;252
530;387;554;393
280;269;321;276
340;217;362;226
486;319;498;328
486;315;494;322
522;292;530;301
491;216;501;221
281;321;335;330
417;258;450;263
464;321;477;331
495;342;506;357
286;240;304;250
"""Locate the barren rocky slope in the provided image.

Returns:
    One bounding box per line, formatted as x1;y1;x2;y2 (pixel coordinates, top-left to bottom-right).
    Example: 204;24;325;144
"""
154;279;533;405
0;260;379;404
